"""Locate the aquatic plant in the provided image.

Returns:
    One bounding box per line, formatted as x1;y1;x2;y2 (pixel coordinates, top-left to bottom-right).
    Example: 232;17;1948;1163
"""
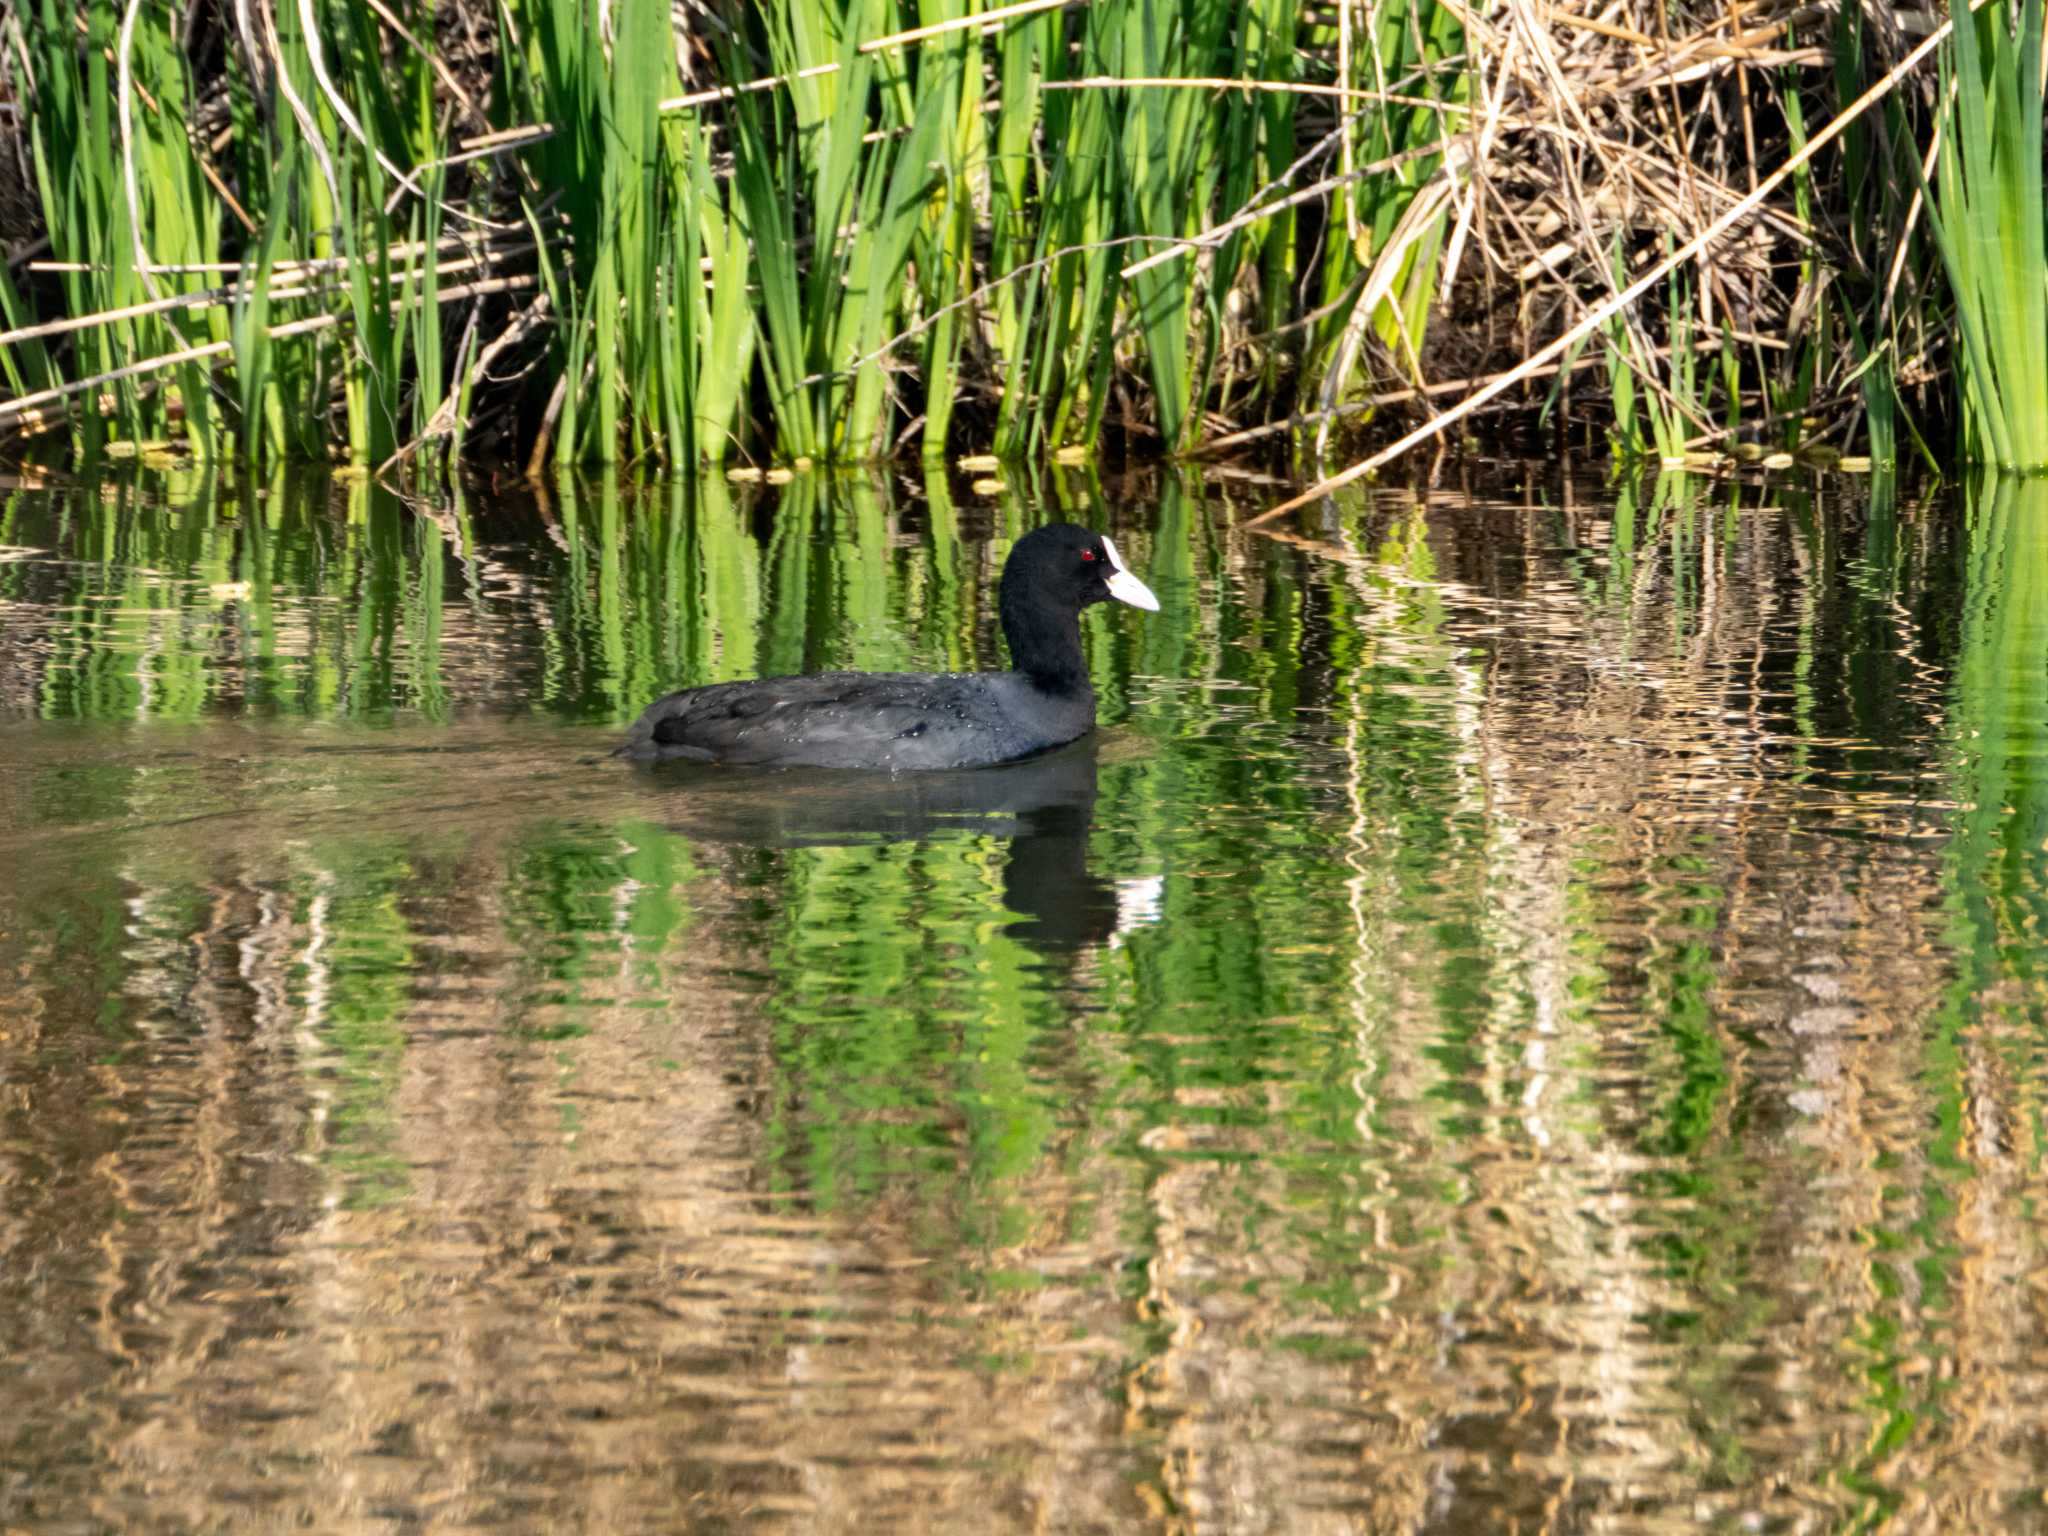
1918;0;2048;468
0;0;2019;474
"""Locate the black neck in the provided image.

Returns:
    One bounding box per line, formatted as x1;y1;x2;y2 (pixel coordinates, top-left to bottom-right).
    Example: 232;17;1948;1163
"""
1000;584;1090;694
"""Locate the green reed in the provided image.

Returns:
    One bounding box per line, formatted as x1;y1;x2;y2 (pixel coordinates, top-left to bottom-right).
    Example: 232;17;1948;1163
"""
1;0;1484;467
4;0;1976;473
1918;0;2048;468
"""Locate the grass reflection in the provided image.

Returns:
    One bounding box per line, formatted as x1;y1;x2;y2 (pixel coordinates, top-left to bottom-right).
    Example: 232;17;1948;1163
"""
9;469;2048;1528
0;471;471;722
292;841;417;1206
1948;471;2048;1006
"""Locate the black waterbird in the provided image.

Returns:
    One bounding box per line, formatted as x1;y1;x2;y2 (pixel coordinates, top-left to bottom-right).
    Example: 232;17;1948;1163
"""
615;523;1159;770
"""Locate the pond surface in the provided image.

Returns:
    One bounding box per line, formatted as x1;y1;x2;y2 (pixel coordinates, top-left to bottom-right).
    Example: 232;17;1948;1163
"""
3;464;2047;1533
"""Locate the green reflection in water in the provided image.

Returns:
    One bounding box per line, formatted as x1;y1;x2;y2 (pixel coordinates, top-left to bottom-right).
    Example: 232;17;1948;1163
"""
758;835;1059;1235
1948;473;2048;1010
0;470;474;723
1895;474;2048;1523
503;818;697;1036
10;466;2048;1527
293;840;417;1207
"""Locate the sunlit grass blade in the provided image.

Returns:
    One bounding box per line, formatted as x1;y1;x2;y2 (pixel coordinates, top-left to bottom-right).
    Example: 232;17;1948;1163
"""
1916;0;2048;468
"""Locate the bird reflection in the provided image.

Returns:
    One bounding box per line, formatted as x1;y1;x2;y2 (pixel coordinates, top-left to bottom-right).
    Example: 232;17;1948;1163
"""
638;738;1130;952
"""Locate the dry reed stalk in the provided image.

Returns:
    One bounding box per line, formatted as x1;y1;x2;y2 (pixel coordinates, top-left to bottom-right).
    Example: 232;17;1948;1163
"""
255;0;343;230
0;242;537;348
376;292;551;474
1249;5;1967;525
1123;140;1456;279
30;230;531;279
1194;332;1783;457
0;273;537;431
360;0;484;127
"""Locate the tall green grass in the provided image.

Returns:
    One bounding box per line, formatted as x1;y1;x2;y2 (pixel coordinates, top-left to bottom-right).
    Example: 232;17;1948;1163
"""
0;0;1999;470
1919;0;2048;468
1;0;1483;468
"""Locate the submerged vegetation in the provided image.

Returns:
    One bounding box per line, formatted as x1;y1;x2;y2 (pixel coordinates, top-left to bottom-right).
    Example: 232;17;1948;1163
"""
0;0;2041;475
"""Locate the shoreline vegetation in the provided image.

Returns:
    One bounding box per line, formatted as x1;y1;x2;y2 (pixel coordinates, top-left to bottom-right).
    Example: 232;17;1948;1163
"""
0;0;2041;488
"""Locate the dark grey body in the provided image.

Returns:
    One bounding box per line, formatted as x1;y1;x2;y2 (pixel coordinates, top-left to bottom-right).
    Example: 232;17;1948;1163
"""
614;668;1097;770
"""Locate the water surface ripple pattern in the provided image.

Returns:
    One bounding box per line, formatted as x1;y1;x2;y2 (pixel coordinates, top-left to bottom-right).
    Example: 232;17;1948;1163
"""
0;468;2043;1533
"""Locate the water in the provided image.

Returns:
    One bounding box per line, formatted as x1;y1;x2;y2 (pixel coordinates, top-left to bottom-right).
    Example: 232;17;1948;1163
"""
2;465;2046;1532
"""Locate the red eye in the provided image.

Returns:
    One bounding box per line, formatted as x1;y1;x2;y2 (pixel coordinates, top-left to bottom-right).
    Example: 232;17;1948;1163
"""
1080;549;1097;562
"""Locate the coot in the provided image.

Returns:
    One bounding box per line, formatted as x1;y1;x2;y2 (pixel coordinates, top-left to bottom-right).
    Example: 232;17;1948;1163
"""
615;523;1159;769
